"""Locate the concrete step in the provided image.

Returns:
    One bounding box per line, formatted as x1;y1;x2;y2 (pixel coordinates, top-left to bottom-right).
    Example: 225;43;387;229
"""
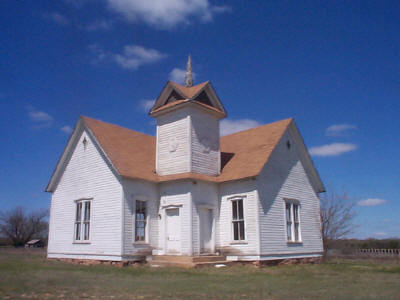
150;255;193;263
148;255;228;268
192;255;226;263
149;261;196;268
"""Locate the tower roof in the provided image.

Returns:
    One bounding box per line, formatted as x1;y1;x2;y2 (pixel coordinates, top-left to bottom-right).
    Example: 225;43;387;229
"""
149;81;227;117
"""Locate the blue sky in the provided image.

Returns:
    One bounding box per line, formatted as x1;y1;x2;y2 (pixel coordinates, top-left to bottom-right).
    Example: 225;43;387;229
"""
1;0;399;239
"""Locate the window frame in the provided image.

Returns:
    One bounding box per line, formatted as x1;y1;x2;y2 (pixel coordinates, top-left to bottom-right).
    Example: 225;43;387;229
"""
284;199;302;243
133;197;149;244
73;198;92;244
229;196;247;243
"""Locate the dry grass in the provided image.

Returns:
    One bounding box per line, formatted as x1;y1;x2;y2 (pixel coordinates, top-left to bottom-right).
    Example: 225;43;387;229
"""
0;248;399;299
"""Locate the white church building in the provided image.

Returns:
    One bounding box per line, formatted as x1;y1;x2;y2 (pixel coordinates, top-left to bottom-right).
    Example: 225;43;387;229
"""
46;58;325;264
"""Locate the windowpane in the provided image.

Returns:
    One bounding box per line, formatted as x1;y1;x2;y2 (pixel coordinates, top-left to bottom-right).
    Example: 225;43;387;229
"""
84;202;90;221
74;200;91;241
75;223;81;240
285;203;291;221
135;200;146;242
285;201;300;242
238;200;244;219
233;222;239;240
76;202;82;222
294;223;299;241
293;204;299;222
239;221;245;240
232;201;238;220
84;223;90;240
287;222;292;241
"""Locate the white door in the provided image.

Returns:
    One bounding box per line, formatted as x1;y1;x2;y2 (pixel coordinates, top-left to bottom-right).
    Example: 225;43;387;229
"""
200;208;213;253
166;208;181;254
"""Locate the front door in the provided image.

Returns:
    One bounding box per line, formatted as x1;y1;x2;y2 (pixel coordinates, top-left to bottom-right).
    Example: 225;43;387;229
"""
200;208;213;253
166;208;181;254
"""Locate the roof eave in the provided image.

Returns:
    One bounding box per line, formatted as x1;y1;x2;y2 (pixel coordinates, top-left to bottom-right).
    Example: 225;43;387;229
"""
45;118;85;192
150;100;226;119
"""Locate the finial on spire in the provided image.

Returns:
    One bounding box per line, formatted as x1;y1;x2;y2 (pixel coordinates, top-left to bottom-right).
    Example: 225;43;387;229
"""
185;55;193;87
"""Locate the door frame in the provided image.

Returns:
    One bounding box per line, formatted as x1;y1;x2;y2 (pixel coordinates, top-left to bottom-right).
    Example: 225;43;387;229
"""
198;205;216;254
163;205;182;255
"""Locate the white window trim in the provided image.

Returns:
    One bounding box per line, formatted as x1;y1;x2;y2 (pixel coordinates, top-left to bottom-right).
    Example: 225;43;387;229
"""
132;196;150;245
73;198;92;244
284;199;302;243
228;196;247;244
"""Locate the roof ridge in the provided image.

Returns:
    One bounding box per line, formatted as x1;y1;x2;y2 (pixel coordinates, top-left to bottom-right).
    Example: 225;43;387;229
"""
81;116;155;138
221;118;293;138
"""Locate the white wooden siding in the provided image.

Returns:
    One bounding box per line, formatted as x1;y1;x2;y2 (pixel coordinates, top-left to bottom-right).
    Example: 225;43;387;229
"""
190;108;220;176
156;109;190;175
217;180;259;255
47;130;123;259
156;106;220;176
191;181;219;255
158;182;192;255
121;178;159;256
257;130;323;256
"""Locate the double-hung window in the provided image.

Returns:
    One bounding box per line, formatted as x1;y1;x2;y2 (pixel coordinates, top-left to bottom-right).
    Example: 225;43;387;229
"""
285;201;301;242
74;199;91;242
232;199;245;241
135;200;146;242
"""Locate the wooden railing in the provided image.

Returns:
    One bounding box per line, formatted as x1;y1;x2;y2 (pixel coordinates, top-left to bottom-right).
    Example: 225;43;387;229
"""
357;249;400;256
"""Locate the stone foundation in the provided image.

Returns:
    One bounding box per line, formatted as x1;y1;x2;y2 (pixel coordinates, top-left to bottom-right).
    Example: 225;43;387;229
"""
48;258;144;267
255;256;322;267
48;256;321;268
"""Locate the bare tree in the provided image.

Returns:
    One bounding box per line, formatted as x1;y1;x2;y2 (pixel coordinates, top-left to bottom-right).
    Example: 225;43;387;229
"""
0;207;48;247
320;190;356;255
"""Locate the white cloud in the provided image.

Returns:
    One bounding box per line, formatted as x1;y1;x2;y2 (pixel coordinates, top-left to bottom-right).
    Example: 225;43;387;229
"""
357;198;387;207
88;44;165;70
309;143;357;157
169;68;186;84
114;45;166;70
106;0;230;28
45;12;69;26
326;124;357;137
28;111;53;122
60;126;73;134
26;106;54;129
139;99;155;112
220;119;261;136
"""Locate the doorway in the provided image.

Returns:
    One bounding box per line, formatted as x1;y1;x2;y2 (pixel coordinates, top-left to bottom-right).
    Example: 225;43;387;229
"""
166;208;181;254
199;208;213;254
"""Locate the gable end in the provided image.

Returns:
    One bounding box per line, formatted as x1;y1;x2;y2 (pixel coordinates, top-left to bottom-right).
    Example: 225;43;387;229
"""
46;118;121;192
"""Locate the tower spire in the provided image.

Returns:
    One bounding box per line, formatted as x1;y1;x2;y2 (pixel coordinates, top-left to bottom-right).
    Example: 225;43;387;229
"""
185;55;193;87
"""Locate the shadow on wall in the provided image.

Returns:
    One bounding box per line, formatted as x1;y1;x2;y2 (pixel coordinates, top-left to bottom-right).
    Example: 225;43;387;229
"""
257;138;298;216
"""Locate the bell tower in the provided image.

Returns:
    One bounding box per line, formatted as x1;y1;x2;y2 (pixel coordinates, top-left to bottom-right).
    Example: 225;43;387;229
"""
150;56;226;176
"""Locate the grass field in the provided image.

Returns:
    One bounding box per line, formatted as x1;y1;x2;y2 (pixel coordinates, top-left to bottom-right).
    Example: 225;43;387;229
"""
0;249;399;299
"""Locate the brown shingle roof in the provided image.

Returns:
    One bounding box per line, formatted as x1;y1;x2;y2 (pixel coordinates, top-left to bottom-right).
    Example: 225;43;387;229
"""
82;117;157;182
82;116;292;183
170;81;209;99
150;81;226;116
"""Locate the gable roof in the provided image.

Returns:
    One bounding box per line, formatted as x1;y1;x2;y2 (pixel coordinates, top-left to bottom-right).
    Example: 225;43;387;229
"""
83;116;292;183
170;81;209;99
82;117;157;182
47;116;324;192
150;81;226;117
